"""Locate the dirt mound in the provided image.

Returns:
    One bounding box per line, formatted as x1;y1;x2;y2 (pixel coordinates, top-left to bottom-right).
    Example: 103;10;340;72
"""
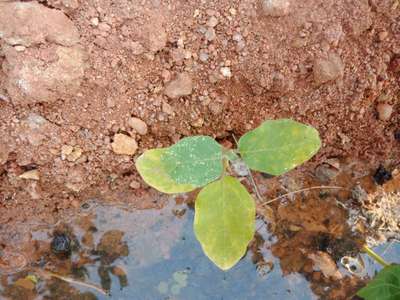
0;0;399;231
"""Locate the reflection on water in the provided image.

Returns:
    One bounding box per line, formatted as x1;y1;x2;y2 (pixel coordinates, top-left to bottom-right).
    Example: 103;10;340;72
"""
0;199;319;300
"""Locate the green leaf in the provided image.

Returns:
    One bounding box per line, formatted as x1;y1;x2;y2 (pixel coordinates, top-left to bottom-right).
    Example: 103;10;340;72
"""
357;265;400;300
238;119;321;176
194;176;255;270
135;148;196;194
161;136;223;186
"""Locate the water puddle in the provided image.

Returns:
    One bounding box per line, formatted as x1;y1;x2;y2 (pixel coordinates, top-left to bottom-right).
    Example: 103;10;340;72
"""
1;166;399;300
0;198;321;300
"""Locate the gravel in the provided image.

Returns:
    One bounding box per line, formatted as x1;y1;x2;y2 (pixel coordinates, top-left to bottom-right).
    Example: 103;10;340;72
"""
164;73;193;99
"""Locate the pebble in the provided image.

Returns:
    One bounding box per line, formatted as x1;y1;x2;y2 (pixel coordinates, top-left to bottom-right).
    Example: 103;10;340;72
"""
129;41;145;55
128;117;148;135
14;45;26;52
378;31;388;41
111;134;138;155
261;0;291;17
205;28;216;41
191;118;204;128
67;147;82;162
164;73;193;99
98;22;111;32
377;103;393;121
61;145;73;160
199;50;209;62
51;233;71;256
207;16;219;28
19;169;40;181
315;164;339;183
162;102;174;114
220;67;232;78
90;17;99;26
313;53;344;85
129;180;141;189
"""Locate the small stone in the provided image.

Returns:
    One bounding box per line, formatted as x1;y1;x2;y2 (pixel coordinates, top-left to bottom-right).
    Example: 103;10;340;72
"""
98;22;111;32
220;67;232;78
207;16;219;27
90;17;99;26
378;31;388;41
208;102;223;115
111;134;138;155
19;169;40;180
129;180;141;189
129;41;145;55
128;117;148;135
315;164;339;183
191;118;204;128
51;233;71;256
164;73;193;99
199;50;209;62
313;53;344;85
261;0;291;17
61;145;73;160
67;146;82;162
14;45;26;52
205;28;216;41
106;97;116;108
377;103;393;121
162;102;174;114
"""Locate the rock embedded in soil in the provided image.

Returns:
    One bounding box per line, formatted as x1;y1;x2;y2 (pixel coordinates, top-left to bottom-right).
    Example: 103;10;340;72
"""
129;180;141;189
128;117;148;135
315;164;339;183
261;0;291;17
0;2;86;106
51;233;72;256
19;169;40;181
0;2;79;47
3;44;86;105
376;103;393;121
164;73;193;99
313;53;344;85
111;134;138;155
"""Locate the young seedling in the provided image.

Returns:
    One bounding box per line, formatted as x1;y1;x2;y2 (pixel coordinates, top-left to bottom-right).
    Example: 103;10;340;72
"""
356;246;400;300
136;119;321;270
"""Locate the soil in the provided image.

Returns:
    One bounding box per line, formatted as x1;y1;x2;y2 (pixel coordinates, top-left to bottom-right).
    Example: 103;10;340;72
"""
0;0;400;299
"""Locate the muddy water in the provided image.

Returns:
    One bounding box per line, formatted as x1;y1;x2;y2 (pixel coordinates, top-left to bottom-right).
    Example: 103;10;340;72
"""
0;198;318;300
0;197;397;300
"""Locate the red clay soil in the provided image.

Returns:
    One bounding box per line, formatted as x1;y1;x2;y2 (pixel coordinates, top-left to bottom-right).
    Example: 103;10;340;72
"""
0;0;399;231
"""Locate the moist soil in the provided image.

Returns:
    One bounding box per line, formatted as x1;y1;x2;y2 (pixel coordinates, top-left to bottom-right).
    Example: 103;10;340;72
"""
0;1;399;299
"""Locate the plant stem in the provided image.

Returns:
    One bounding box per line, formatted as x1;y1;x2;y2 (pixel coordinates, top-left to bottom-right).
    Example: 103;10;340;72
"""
262;185;348;206
362;245;390;268
231;134;263;201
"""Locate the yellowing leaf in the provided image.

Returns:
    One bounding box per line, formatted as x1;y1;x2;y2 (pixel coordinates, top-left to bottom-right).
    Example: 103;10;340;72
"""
135;148;196;194
238;119;321;176
194;176;255;270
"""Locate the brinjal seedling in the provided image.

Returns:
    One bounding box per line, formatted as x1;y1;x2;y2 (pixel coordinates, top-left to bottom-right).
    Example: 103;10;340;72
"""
136;119;321;270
